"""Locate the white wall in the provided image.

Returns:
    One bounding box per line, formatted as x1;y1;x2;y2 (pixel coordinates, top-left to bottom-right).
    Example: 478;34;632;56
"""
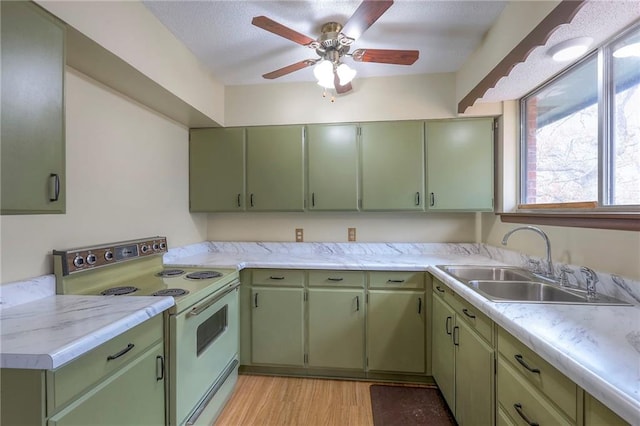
0;69;208;283
208;212;477;243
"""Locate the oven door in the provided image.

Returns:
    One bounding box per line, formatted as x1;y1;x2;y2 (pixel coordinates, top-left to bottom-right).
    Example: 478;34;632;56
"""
169;280;240;426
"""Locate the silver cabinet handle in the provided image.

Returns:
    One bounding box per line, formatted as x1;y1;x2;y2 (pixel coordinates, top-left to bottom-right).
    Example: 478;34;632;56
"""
107;343;134;361
514;354;541;374
49;173;60;202
462;308;476;319
445;316;452;335
188;281;240;317
514;403;539;426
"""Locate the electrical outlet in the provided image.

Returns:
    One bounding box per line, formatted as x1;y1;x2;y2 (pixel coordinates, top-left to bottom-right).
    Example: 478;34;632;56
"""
348;227;356;242
295;228;304;242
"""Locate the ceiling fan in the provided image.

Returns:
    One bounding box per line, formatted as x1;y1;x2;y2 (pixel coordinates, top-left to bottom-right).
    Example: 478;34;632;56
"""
251;0;419;95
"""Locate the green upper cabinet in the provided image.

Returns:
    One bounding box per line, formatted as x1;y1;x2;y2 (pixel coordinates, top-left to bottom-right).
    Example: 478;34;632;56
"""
246;126;305;211
307;124;359;211
426;118;494;211
360;121;425;211
189;128;245;212
1;1;65;214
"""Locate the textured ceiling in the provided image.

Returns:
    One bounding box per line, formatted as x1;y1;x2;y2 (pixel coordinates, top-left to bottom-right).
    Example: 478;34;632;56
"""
143;0;506;85
143;0;640;103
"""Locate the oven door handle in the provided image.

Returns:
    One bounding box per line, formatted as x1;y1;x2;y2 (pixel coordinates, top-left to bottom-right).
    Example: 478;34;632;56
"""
187;280;240;317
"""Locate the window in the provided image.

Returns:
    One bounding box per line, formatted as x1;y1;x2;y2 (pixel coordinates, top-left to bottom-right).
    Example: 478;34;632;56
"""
521;24;640;209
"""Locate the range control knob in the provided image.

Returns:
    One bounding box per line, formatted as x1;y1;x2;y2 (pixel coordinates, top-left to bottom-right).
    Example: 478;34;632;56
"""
159;242;167;250
73;255;85;268
104;251;114;261
152;242;160;251
86;253;97;265
140;244;149;254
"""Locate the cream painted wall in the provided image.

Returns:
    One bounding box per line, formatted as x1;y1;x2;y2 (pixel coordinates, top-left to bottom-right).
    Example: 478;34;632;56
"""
482;214;640;281
456;0;559;105
0;69;208;283
36;0;225;125
207;212;477;243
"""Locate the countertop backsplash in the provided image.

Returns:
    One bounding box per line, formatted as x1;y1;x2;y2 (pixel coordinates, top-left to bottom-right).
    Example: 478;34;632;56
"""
1;242;637;309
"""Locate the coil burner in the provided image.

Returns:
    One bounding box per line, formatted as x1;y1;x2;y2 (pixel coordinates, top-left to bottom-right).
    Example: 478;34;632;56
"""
185;271;223;280
156;269;185;278
152;288;189;297
101;286;138;296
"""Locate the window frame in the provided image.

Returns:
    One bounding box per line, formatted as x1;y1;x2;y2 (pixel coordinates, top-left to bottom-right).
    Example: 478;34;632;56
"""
506;22;640;231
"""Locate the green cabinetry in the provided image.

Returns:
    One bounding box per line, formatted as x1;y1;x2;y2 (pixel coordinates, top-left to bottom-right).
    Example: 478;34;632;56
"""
360;121;425;211
246;126;305;211
584;393;628;426
307;124;359;210
426;118;494;211
0;316;165;426
1;1;65;214
431;279;494;426
189;128;245;211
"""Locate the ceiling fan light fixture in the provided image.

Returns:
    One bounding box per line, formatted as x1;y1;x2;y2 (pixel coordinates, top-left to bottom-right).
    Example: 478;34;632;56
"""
547;37;592;62
337;63;357;85
313;60;333;82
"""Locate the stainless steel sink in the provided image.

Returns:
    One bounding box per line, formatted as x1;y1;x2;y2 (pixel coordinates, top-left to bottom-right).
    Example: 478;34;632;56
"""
436;265;632;306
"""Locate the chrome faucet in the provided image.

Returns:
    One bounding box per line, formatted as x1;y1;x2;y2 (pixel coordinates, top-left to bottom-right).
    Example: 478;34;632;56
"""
501;226;554;279
580;267;599;299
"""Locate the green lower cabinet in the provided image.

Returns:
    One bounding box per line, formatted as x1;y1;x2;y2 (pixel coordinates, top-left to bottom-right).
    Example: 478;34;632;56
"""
431;293;456;408
307;288;365;369
584;393;628;426
367;290;425;373
251;287;305;366
454;318;495;426
47;343;165;426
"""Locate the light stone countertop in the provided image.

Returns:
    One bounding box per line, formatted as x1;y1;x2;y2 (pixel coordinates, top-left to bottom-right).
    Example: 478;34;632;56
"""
166;242;640;425
0;295;173;370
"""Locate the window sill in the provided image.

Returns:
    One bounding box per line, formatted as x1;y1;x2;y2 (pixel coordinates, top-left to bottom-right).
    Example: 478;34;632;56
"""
499;212;640;231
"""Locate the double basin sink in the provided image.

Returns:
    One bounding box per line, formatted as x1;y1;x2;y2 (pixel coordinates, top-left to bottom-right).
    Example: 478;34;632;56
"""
436;265;631;305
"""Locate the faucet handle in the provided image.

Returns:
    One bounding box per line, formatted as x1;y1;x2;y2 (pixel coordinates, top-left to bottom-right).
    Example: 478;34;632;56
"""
558;266;574;287
580;267;599;299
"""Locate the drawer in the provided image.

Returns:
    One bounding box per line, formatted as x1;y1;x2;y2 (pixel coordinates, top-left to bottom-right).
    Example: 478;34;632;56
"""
498;327;577;421
433;278;453;299
449;292;493;344
308;270;365;288
497;357;574;426
47;315;163;412
368;271;425;289
251;269;305;287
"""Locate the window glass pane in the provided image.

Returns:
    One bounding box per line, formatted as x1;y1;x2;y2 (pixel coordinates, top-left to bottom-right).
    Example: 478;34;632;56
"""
523;55;599;204
611;27;640;205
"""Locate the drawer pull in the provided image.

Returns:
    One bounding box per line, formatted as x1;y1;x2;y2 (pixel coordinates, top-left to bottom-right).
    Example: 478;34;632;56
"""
327;277;344;282
387;279;405;283
462;308;476;319
269;276;285;280
107;343;134;361
514;354;541;374
513;403;539;426
254;293;259;308
417;297;422;314
435;285;445;293
445;316;452;335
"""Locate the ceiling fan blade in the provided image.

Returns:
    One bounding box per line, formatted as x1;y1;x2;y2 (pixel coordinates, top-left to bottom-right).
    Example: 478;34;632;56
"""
262;59;316;79
333;71;353;94
252;16;317;47
341;0;394;41
351;48;419;65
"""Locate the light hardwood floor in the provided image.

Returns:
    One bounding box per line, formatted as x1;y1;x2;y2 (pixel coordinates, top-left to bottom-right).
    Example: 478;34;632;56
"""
215;374;434;426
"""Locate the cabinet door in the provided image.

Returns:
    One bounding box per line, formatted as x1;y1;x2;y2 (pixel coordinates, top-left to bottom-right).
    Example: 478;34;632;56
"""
189;128;245;212
584;393;627;426
426;118;493;211
308;288;365;369
431;294;456;410
1;1;65;214
251;287;304;366
455;318;495;426
361;121;425;210
246;126;304;211
307;124;359;211
367;290;425;372
47;343;165;426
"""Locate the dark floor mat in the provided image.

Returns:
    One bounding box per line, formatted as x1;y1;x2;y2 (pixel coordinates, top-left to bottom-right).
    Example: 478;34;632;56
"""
370;385;456;426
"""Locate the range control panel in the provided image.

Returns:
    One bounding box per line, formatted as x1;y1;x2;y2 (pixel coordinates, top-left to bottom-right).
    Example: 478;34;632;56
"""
53;236;168;275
